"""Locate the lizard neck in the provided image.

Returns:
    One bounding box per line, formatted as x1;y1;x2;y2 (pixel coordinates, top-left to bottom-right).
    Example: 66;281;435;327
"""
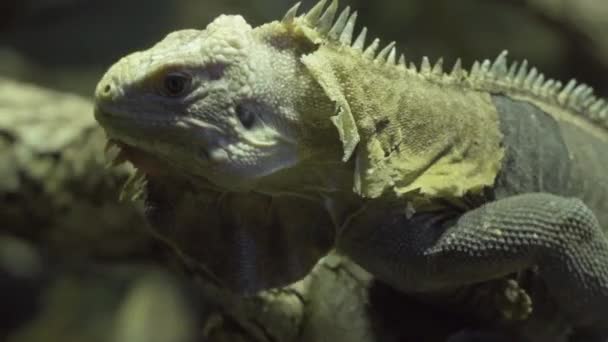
303;45;505;205
252;148;357;199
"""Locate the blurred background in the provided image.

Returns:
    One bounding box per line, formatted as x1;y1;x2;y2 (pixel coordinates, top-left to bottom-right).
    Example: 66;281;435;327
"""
1;0;607;98
1;1;607;341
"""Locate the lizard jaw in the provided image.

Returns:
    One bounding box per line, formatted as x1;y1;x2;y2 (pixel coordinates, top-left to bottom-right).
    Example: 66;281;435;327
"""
104;139;169;177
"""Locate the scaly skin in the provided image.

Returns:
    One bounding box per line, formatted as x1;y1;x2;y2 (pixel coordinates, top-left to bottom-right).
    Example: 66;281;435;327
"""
94;0;608;339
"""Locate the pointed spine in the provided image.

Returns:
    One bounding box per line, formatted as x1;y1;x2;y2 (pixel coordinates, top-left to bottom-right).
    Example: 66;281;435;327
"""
532;74;545;93
450;58;465;80
589;99;606;121
375;41;395;63
523;67;538;89
514;60;528;87
469;61;481;81
599;108;608;122
507;61;518;80
431;57;443;77
339;11;357;45
572;84;593;108
480;59;491;79
540;79;555;98
420;56;431;76
491;50;509;77
328;6;350;39
408;61;418;73
599;107;608;121
352;27;367;50
558;79;577;105
363;38;380;58
386;47;397;66
316;0;338;33
305;0;328;25
552;81;563;97
582;95;596;108
398;54;406;68
282;2;301;23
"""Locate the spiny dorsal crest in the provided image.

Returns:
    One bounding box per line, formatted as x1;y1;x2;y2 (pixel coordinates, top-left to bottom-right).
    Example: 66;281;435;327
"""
280;0;608;129
467;51;608;128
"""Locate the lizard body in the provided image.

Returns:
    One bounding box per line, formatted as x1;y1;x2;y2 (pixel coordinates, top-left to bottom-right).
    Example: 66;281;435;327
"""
94;0;608;339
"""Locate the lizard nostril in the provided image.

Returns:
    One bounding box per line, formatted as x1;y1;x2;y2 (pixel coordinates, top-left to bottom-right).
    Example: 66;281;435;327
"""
96;80;117;101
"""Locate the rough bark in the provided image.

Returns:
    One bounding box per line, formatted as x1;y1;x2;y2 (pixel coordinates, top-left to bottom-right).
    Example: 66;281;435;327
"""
1;231;375;342
0;77;151;259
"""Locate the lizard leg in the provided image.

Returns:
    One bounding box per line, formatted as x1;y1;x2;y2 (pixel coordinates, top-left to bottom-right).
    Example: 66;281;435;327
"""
337;192;608;336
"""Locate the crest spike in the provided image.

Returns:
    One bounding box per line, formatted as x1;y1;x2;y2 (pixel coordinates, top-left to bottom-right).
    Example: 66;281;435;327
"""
541;79;555;97
329;6;350;39
580;85;593;99
590;99;605;114
352;26;367;50
432;57;444;76
491;50;508;76
571;84;584;99
524;67;538;89
570;84;589;107
558;79;577;105
582;95;596;108
363;38;380;58
420;56;431;75
387;47;397;65
408;61;418;73
305;0;328;24
552;81;563;95
507;61;518;80
600;105;608;117
532;74;545;92
599;107;608;121
514;60;528;85
375;41;395;62
316;0;339;33
480;59;491;76
581;86;595;106
451;58;463;77
282;2;302;23
398;54;406;67
470;61;481;79
339;11;358;44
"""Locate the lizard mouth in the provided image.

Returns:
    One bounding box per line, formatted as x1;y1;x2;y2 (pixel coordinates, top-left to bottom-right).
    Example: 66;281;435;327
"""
105;139;169;177
105;138;226;200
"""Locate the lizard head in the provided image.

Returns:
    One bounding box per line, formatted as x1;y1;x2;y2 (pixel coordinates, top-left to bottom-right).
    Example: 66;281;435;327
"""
94;12;342;193
93;9;350;293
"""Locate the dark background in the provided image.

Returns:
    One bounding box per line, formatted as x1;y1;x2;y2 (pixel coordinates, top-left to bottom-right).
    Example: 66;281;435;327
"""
1;1;607;341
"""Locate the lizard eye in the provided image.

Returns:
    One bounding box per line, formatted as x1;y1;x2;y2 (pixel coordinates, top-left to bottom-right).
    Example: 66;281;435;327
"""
236;103;257;129
162;72;191;97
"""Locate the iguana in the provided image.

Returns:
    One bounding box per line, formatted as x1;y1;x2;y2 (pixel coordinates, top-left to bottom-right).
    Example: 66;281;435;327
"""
93;0;608;339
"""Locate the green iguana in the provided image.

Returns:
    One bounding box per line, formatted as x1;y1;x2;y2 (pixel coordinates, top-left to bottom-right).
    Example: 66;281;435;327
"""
93;0;608;339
